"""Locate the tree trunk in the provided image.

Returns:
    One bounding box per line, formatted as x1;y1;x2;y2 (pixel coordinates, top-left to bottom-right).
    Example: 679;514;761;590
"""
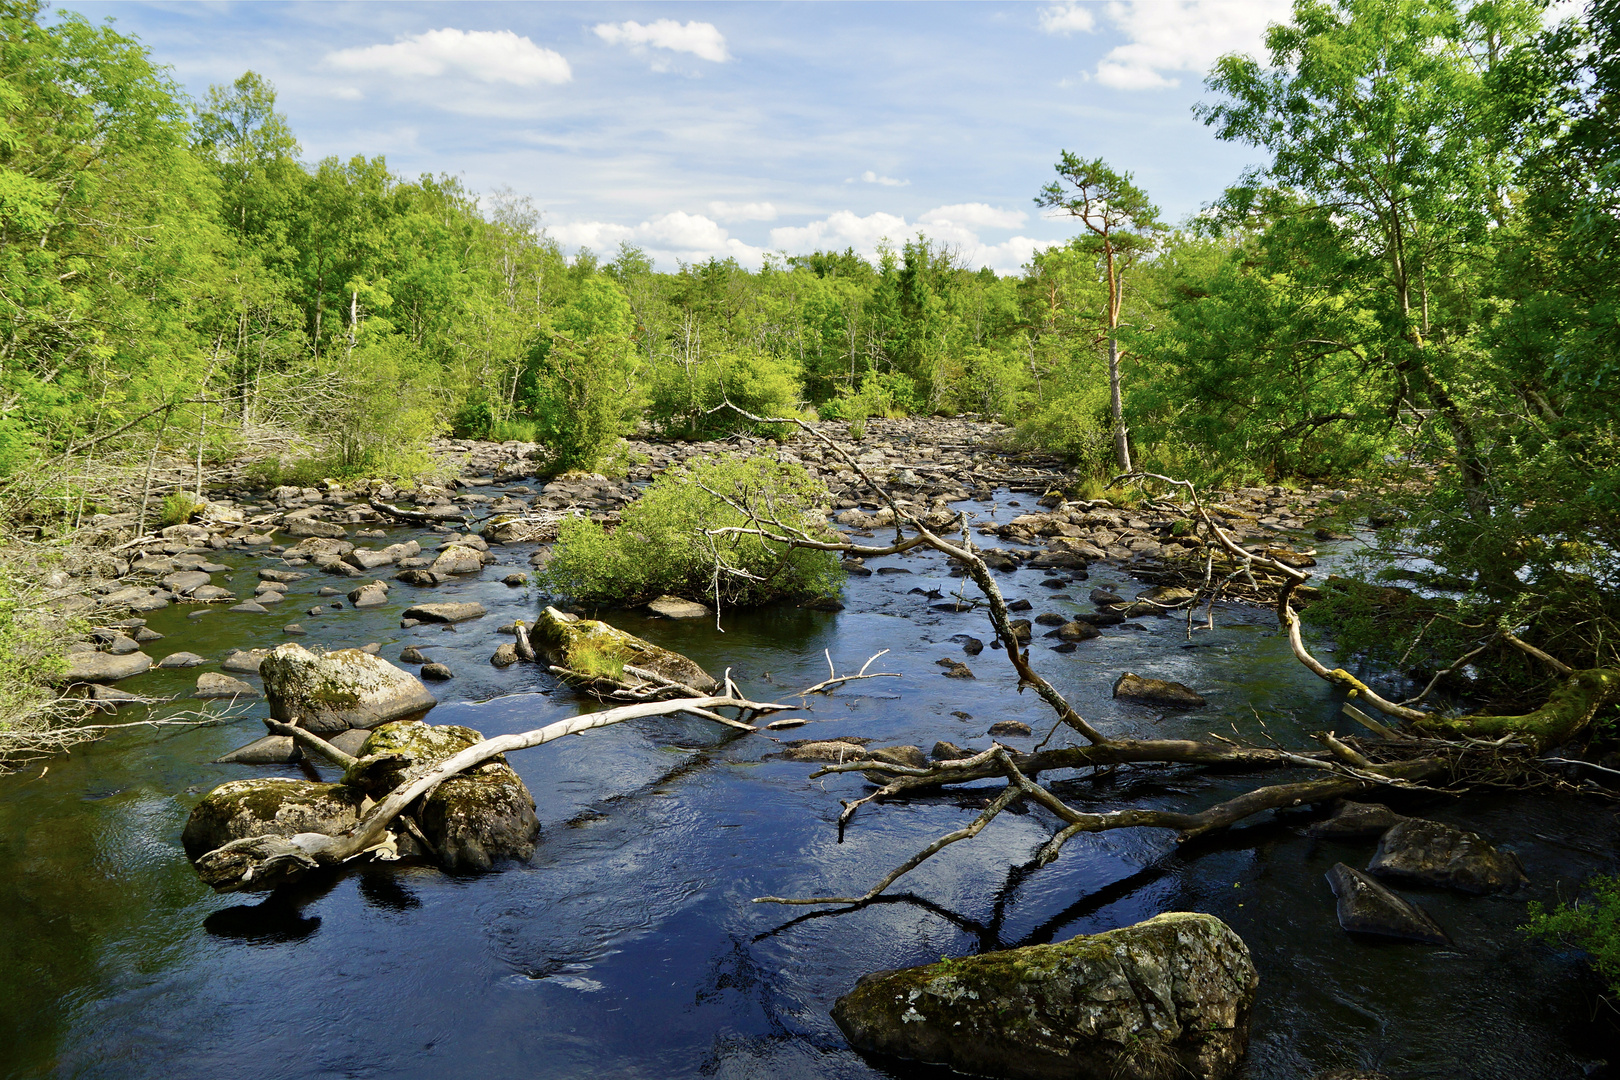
1108;333;1131;473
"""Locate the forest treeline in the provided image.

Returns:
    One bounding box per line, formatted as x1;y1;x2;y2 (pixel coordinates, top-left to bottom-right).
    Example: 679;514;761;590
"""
1;0;1617;672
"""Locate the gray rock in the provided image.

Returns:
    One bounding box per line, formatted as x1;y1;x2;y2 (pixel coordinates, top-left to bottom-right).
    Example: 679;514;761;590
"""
181;778;364;861
1305;801;1407;839
259;568;308;583
327;728;371;757
490;643;519;667
191;585;235;601
215;735;298;765
258;642;437;733
932;740;973;761
778;738;872;763
195;672;259;698
348;582;390;608
162;570;212;595
401;601;486;623
281;518;348;539
282;623;307;635
647;594;710;619
229;601;269;613
1057;620;1100;642
102;632;142;655
62;650;152;683
221;649;271;674
1325;863;1450;945
430;545;485;575
399;646;429;664
501;573;528;587
394;569;446;586
831;911;1258;1080
421;662;453;681
346;721;539;872
157;651;208;668
1113;672;1208;708
1367;818;1528;894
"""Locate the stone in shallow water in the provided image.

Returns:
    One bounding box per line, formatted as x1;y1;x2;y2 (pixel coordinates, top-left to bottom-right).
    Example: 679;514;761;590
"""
831;911;1258;1080
402;601;486;623
181;778;363;862
157;651;207;668
61;651;152;684
1367;819;1527;895
259;642;435;733
646;595;710;619
196;672;259;698
1325;862;1450;945
1113;672;1207;708
1305;801;1406;839
215;736;297;766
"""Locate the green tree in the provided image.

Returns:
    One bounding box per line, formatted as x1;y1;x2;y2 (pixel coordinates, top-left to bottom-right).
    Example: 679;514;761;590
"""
1035;154;1163;472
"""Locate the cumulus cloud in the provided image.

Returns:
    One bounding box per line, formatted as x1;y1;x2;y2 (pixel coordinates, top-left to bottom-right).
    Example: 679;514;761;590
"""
1039;3;1097;34
708;200;777;222
1091;1;1288;90
327;28;572;86
592;20;730;63
919;203;1028;230
549;211;764;266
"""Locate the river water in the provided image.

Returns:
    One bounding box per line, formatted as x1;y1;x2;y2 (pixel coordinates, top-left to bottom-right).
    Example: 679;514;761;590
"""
1;489;1615;1079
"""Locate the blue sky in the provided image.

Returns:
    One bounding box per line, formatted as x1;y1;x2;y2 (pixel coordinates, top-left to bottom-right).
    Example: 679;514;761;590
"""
64;1;1302;272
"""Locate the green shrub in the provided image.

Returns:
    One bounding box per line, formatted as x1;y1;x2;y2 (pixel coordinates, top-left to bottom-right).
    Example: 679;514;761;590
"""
645;346;803;439
159;491;203;526
1016;382;1113;474
538;454;842;608
1525;875;1620;997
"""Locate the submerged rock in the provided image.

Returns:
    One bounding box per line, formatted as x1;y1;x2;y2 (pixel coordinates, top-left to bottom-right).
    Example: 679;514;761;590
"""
1367;819;1527;894
1305;801;1407;840
1113;672;1208;709
530;606;717;691
259;642;437;733
195;672;259;698
401;601;486;623
646;595;710;619
215;735;298;765
831;911;1258;1080
181;778;364;861
1325;863;1451;945
346;721;539;872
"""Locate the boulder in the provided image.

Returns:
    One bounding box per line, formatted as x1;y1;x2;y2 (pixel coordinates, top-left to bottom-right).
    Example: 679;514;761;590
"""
220;649;271;674
215;736;299;766
61;650;152;683
1367;818;1528;894
490;643;519;667
196;672;259;698
348;581;390;608
1057;621;1101;642
421;662;453;681
181;778;364;861
282;518;347;539
347;721;540;871
286;537;354;559
258;642;437;733
191;585;236;601
530;606;717;691
1113;672;1208;709
777;738;872;763
647;595;711;619
1324;863;1451;945
157;651;207;668
429;545;485;575
162;570;213;596
831;911;1259;1080
1305;801;1406;840
401;601;486;623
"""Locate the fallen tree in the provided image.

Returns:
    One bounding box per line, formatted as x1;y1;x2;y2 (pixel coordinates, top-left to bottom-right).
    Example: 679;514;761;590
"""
676;406;1620;906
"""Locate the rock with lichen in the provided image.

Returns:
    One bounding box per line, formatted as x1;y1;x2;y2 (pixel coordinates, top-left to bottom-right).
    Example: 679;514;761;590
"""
831;911;1258;1080
258;642;437;733
529;606;716;691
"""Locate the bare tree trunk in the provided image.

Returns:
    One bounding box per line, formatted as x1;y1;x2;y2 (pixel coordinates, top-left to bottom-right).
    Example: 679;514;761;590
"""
1108;334;1131;473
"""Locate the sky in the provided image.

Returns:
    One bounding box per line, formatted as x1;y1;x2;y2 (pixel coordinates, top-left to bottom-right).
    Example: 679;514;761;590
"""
62;1;1305;273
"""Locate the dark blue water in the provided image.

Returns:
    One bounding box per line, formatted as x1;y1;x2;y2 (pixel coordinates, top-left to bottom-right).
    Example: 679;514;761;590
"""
1;494;1614;1079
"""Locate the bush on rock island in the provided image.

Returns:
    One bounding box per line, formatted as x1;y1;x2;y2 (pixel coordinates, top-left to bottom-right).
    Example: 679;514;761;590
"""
538;455;841;609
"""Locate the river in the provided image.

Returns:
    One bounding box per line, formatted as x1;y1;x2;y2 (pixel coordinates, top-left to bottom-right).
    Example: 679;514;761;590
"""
0;488;1614;1079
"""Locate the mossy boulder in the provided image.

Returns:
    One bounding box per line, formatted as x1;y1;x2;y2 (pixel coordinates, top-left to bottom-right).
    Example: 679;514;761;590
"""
181;778;364;862
258;642;437;733
530;606;717;691
831;911;1258;1080
347;721;540;872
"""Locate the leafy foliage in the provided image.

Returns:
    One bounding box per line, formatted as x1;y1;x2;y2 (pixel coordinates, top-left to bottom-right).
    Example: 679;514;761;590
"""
538;455;842;608
1525;875;1620;998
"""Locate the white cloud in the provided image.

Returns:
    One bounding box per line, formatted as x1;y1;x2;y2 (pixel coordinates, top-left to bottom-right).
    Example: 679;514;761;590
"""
846;170;909;187
592;20;730;63
549;212;764;266
919;203;1028;230
770;210;1052;275
708;200;777;222
1091;1;1288;90
327;28;572;86
1039;3;1097;34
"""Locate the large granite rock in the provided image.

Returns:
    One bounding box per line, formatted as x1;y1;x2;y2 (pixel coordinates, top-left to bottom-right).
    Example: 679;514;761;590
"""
346;721;539;872
1367;818;1528;894
258;642;437;733
401;601;486;623
831;911;1258;1080
61;650;152;683
181;778;364;861
530;606;717;692
1325;863;1451;945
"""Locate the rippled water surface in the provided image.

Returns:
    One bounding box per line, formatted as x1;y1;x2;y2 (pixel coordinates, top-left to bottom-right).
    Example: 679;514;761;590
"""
1;494;1615;1079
